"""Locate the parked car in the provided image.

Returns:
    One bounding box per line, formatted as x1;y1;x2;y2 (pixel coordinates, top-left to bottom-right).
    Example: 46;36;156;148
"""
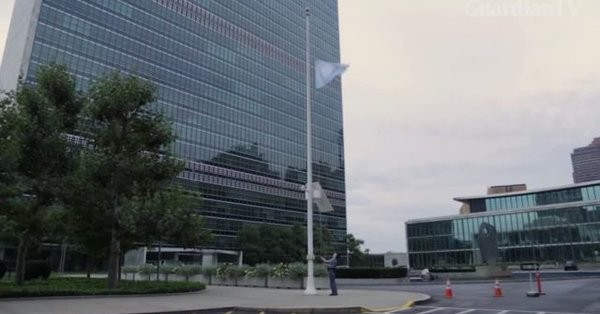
564;260;578;271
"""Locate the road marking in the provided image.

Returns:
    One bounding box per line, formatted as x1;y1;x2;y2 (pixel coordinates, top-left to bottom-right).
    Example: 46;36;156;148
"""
407;306;588;314
416;308;445;314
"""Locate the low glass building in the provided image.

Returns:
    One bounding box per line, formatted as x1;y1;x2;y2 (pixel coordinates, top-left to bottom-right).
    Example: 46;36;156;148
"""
406;181;600;269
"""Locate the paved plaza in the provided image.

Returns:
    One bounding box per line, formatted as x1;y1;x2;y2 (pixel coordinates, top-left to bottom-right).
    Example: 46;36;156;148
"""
0;286;430;314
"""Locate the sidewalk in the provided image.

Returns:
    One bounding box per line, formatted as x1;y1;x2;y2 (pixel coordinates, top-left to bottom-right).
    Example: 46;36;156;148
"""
0;286;430;314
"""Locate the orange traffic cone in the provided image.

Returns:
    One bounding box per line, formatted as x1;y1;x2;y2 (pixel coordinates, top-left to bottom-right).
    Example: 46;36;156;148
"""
445;278;453;298
494;279;503;297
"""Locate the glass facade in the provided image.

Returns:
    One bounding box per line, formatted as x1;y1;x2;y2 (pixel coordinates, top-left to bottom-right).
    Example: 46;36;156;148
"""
23;0;346;250
463;184;600;213
407;183;600;269
572;137;600;183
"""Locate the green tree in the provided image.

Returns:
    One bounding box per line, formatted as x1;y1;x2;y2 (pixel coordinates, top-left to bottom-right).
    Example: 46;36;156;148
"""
237;223;332;265
0;64;83;285
130;188;211;279
314;225;333;256
0;91;20;238
81;72;183;289
346;233;367;267
237;224;263;265
62;168;112;278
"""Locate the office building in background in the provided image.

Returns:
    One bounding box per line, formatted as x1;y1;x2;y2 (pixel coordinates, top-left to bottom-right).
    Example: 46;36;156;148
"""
572;137;600;183
407;181;600;269
0;0;347;254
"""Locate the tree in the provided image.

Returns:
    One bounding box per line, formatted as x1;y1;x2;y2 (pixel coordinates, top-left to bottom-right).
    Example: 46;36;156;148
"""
237;225;263;265
81;72;183;289
314;225;333;256
130;188;211;279
346;233;365;256
0;65;82;284
237;224;333;265
62;167;112;278
346;233;367;267
0;91;20;238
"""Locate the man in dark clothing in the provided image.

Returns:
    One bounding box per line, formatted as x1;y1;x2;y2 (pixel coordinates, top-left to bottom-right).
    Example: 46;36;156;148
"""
320;253;338;295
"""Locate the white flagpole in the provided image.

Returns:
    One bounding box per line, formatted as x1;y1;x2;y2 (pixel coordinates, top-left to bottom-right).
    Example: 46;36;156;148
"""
304;6;317;296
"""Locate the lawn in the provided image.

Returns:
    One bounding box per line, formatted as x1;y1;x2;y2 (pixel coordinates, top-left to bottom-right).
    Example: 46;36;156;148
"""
0;277;206;298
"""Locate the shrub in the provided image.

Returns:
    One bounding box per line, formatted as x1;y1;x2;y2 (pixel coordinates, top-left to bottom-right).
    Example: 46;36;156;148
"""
201;266;216;284
251;264;271;278
159;264;177;282
224;265;248;285
271;263;288;278
215;263;230;279
246;263;270;287
175;264;202;282
335;267;407;279
0;261;6;280
122;265;139;281
24;261;51;281
287;263;307;280
138;264;157;281
0;278;205;298
314;264;328;277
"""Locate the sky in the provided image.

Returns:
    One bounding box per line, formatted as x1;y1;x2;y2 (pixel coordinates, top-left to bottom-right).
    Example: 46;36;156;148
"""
1;0;600;253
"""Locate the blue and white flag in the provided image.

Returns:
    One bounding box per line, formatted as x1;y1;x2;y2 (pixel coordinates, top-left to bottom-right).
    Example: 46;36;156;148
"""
315;60;348;89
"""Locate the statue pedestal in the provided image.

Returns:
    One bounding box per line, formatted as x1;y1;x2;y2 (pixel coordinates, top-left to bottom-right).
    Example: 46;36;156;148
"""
475;265;511;279
434;265;511;280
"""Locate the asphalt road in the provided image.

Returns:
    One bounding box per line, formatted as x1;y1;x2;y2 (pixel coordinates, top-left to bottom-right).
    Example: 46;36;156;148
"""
389;306;587;314
342;278;600;314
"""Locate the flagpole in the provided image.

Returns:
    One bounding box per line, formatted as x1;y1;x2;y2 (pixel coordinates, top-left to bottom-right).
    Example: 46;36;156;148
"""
303;6;317;296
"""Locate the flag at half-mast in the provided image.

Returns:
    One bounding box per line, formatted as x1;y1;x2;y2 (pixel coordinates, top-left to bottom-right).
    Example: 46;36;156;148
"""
315;59;348;89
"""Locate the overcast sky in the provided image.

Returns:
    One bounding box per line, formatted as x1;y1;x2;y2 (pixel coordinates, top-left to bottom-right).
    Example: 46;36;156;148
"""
1;0;599;253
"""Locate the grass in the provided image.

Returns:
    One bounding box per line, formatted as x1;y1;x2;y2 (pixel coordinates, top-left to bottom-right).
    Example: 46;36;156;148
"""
0;277;205;298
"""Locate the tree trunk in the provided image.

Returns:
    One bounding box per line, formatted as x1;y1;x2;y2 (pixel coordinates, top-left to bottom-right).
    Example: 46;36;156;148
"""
156;242;162;281
107;178;120;289
118;252;123;281
15;237;29;285
107;226;120;289
85;255;92;279
59;239;67;273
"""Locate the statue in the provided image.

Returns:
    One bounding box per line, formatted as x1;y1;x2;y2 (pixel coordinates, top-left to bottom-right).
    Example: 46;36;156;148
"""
478;222;499;265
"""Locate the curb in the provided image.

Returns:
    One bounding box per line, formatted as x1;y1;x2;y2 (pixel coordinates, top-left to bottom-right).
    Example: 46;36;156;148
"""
360;294;431;313
133;306;367;314
129;295;433;314
361;274;600;286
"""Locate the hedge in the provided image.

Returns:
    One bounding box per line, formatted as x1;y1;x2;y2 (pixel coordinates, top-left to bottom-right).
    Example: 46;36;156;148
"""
0;277;205;298
24;261;51;281
335;267;407;279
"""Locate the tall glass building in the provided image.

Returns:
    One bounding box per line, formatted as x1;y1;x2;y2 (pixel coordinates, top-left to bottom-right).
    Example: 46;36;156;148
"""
572;137;600;183
406;181;600;269
0;0;347;252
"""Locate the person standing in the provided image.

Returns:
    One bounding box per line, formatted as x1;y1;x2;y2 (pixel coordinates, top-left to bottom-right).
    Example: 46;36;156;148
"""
320;253;338;295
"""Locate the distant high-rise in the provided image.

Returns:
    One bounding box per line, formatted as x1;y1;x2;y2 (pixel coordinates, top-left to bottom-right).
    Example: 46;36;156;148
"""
572;137;600;183
0;0;347;252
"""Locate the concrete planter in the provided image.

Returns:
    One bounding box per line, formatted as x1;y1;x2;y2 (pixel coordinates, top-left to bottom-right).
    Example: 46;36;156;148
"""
122;273;207;283
237;277;267;287
306;276;329;290
212;277;237;286
337;278;404;285
268;277;299;289
208;275;328;289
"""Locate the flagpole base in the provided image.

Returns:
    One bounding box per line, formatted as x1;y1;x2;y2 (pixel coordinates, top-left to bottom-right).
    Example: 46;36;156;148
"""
304;275;317;295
